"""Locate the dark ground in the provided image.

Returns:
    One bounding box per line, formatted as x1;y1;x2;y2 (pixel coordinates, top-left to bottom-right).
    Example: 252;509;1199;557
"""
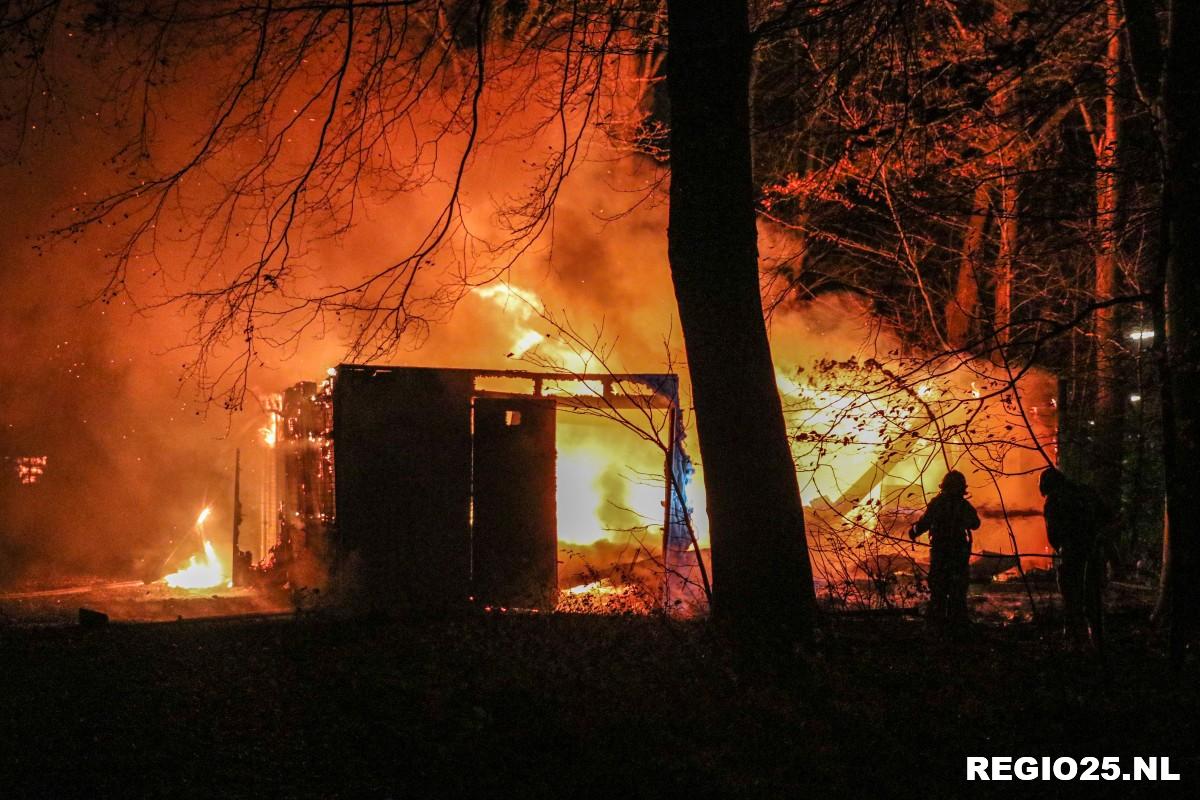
1;602;1197;799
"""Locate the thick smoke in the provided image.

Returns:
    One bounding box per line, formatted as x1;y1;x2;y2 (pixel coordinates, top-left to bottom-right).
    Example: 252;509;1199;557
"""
1;30;1055;589
0;147;236;584
0;49;682;586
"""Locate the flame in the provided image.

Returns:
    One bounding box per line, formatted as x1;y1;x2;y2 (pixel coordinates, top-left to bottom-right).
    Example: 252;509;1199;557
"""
164;539;228;589
510;330;545;359
768;333;1058;576
260;393;284;448
162;505;230;589
473;283;593;372
459;282;1053;582
556;578;653;614
555;414;669;545
474;282;672;549
564;579;618;596
259;413;278;448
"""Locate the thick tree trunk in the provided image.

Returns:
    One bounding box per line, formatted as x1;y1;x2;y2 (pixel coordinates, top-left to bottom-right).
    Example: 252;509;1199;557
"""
988;51;1019;361
666;0;816;639
946;183;989;349
1128;0;1200;657
1093;0;1126;557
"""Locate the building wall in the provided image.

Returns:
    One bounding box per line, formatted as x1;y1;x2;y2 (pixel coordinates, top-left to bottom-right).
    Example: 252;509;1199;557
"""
333;366;475;609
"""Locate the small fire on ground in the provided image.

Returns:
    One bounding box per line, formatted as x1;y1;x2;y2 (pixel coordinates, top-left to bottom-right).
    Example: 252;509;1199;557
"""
163;506;231;590
556;578;654;614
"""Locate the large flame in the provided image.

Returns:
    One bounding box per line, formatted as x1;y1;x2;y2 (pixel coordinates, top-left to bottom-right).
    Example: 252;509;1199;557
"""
452;281;1058;592
475;281;671;548
769;321;1058;577
163;507;230;590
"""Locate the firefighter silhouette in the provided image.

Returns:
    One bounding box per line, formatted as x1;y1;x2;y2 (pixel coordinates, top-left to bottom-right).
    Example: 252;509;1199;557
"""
1040;466;1107;651
910;470;981;626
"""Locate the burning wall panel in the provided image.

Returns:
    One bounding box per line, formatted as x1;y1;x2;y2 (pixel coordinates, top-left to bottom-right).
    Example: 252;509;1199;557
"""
332;366;474;609
274;382;334;588
471;397;557;610
283;365;692;613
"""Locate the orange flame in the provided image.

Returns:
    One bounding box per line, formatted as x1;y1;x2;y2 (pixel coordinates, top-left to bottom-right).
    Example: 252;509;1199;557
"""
259;413;278;448
163;506;230;589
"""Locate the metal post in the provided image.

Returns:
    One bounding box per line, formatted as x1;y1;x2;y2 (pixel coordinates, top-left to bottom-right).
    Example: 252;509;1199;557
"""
231;448;243;586
661;404;678;611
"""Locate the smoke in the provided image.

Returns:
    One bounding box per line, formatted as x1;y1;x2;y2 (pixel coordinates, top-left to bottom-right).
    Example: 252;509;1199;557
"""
0;27;1055;590
0;182;236;584
0;41;682;586
0;66;270;585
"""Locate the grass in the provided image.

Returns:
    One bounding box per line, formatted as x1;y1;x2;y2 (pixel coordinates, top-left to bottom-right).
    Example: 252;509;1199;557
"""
1;607;1197;798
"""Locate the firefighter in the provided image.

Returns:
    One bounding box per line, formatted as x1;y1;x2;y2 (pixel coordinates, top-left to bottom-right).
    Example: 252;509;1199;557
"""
909;470;981;628
1039;466;1107;652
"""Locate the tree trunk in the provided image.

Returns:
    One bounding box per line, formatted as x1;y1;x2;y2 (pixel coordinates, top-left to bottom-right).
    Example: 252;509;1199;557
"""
946;183;990;349
994;171;1017;355
1160;0;1200;661
1093;0;1126;559
665;0;816;640
988;36;1019;360
1127;0;1200;657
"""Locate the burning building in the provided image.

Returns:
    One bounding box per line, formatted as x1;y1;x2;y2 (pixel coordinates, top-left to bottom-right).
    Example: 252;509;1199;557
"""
255;364;698;613
265;381;336;590
0;456;50;582
243;346;1058;615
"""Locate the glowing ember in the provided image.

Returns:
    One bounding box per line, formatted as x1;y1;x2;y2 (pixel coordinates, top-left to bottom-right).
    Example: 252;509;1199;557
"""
14;455;48;485
556;578;654;614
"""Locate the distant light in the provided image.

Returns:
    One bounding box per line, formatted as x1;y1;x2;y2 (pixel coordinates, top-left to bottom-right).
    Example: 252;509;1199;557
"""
1130;394;1142;403
326;367;337;377
1128;329;1155;341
